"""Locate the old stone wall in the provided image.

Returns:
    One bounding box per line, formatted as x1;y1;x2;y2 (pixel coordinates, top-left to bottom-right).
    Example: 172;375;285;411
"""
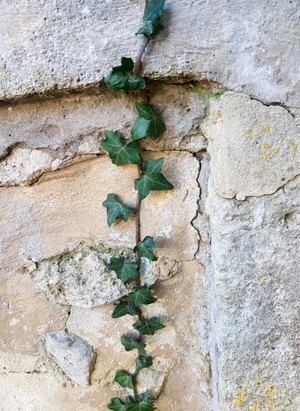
0;1;299;410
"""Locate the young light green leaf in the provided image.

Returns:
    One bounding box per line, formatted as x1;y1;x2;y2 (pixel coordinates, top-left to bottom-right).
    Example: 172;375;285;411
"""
104;57;146;92
107;397;127;411
114;370;134;389
128;286;156;307
134;158;173;199
112;298;141;319
134;236;157;261
136;0;165;38
131;102;166;141
102;194;133;227
101;130;141;165
121;335;146;355
135;355;153;370
107;258;139;283
133;317;165;335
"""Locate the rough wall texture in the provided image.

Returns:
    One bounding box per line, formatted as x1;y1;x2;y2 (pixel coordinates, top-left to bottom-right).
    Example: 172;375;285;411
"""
0;1;299;411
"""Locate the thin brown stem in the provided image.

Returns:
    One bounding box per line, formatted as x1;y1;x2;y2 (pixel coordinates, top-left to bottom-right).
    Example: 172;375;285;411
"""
133;36;150;75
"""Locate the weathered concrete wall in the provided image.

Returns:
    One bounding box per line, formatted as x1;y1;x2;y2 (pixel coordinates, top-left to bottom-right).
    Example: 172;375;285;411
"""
0;1;299;410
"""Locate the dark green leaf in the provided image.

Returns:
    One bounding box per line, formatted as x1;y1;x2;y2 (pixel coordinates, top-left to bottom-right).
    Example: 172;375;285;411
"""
135;355;153;370
102;194;133;227
107;257;139;283
134;158;173;199
114;370;134;389
125;399;154;411
112;298;141;319
101;130;141;165
133;317;165;335
105;57;146;92
136;0;165;38
134;236;157;261
121;335;146;355
131;102;166;141
128;286;156;306
107;397;127;411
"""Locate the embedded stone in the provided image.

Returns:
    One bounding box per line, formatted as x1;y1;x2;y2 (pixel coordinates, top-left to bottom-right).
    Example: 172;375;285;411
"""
46;331;96;388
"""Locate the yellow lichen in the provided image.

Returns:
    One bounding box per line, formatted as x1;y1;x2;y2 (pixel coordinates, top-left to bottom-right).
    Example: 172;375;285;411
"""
233;385;248;406
232;376;289;411
263;125;271;133
259;276;267;283
262;142;269;148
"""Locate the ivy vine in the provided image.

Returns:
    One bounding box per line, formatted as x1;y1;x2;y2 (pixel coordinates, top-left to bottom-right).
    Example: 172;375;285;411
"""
100;1;171;409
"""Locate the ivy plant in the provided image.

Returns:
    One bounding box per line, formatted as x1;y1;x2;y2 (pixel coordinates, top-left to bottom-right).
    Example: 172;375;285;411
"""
101;1;171;409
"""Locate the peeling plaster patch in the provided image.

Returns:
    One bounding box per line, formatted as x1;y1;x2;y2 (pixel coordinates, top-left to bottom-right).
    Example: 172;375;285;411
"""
31;245;180;307
46;331;96;388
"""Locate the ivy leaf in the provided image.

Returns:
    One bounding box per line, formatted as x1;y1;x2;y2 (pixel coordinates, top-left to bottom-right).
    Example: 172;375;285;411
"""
134;236;157;261
121;335;146;355
135;355;153;370
101;130;141;165
114;370;134;389
125;399;154;411
112;298;141;319
131;102;166;141
107;258;139;283
134;158;173;199
102;194;133;227
133;317;165;335
136;0;165;38
128;286;156;306
104;57;146;92
107;398;127;411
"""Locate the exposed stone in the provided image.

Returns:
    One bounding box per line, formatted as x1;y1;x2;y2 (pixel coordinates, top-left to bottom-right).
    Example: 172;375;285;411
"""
202;91;300;200
136;368;166;400
46;331;96;388
1;1;299;106
141;256;181;286
204;177;300;411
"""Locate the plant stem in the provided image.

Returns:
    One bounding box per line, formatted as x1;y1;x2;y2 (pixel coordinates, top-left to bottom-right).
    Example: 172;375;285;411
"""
134;36;150;75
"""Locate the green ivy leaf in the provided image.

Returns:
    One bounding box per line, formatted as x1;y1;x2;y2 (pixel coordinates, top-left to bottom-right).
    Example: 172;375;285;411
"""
134;158;173;199
134;236;157;261
136;0;165;38
133;317;165;335
135;355;153;370
131;102;166;141
125;399;154;411
104;57;146;92
128;286;156;306
101;130;141;165
121;335;146;355
114;370;134;389
107;258;139;283
102;194;133;227
107;397;127;411
112;298;141;319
